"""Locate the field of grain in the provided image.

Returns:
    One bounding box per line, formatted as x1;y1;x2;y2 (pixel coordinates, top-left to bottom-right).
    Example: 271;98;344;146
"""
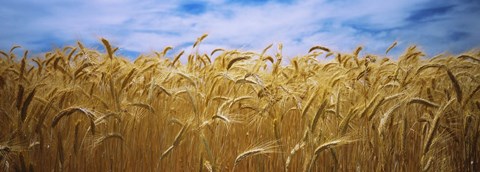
1;36;479;171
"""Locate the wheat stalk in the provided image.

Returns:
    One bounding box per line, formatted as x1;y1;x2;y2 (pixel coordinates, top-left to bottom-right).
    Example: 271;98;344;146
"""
51;107;96;135
385;41;397;55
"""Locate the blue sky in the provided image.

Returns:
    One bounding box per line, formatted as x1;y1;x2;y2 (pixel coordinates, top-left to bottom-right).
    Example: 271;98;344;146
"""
1;0;479;61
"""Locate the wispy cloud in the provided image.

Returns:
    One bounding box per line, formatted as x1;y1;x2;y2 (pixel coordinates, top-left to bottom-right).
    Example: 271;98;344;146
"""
1;0;479;61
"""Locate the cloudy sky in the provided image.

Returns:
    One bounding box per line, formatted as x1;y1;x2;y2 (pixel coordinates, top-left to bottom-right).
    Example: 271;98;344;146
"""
1;0;479;60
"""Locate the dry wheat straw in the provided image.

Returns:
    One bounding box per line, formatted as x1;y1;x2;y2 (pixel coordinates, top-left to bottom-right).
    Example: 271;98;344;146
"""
408;97;440;108
57;132;65;166
211;48;225;56
160;123;188;160
51;107;96;135
16;84;24;111
423;98;455;154
193;34;208;48
227;56;250;70
386;41;397;55
310;99;327;132
309;46;331;53
74;121;80;155
94;133;124;147
446;69;462;103
20;88;35;122
101;38;114;60
378;103;402;135
457;54;480;63
301;88;319;117
170;50;184;67
234;141;276;167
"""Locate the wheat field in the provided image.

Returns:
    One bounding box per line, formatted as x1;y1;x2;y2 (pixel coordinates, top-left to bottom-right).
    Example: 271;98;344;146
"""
1;35;479;171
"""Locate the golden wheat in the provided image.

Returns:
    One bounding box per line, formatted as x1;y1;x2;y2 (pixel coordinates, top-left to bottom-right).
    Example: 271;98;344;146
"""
0;38;479;171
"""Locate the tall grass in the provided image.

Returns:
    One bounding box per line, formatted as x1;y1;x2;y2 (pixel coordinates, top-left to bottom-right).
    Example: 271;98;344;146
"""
1;37;479;171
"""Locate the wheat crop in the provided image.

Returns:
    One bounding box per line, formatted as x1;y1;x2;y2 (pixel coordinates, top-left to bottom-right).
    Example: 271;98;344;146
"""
0;37;479;171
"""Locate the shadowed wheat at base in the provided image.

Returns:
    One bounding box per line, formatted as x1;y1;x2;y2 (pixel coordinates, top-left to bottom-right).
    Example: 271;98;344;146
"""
0;36;479;171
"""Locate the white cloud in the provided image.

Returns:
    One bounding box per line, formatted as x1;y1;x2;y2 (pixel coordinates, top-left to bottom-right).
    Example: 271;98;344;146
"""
0;0;479;60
